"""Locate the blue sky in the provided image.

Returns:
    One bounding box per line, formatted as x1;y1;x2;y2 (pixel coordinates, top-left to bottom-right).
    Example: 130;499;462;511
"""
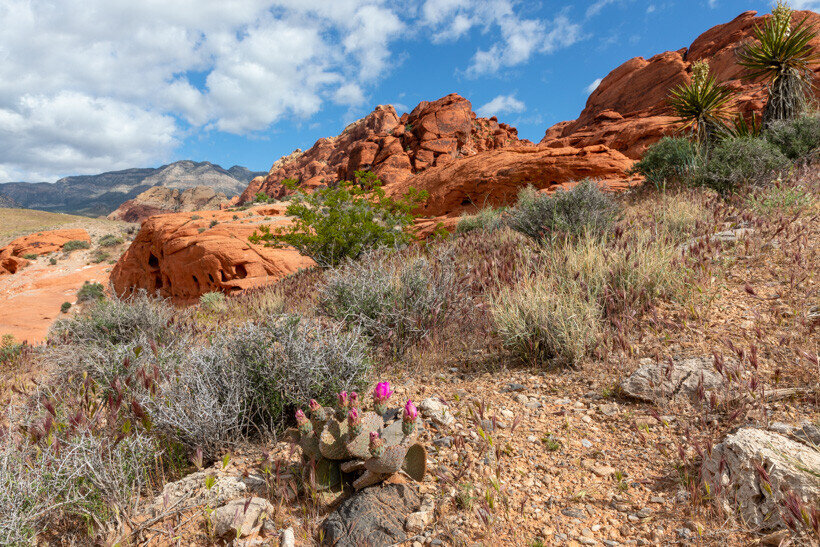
0;0;812;182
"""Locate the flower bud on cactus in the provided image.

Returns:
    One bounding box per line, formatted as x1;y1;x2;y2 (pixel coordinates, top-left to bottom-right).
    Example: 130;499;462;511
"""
348;408;362;437
349;391;359;408
295;409;312;435
308;399;325;421
372;382;393;415
369;430;384;458
402;399;418;435
335;391;349;420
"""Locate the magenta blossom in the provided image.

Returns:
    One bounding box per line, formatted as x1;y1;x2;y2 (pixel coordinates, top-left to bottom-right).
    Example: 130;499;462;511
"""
309;399;321;412
347;408;360;426
403;400;418;421
349;392;359;408
373;382;393;403
369;430;384;457
295;409;308;425
337;391;349;408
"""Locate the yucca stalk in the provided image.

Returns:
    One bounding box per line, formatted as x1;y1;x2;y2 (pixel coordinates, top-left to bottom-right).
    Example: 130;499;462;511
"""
668;60;734;145
737;1;820;127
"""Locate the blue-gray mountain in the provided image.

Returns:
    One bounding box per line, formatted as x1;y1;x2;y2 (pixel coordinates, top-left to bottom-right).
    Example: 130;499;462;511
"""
0;161;266;217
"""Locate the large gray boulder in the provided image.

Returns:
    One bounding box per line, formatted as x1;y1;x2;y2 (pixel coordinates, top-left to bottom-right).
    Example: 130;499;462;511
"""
702;428;820;531
321;483;420;546
620;356;727;404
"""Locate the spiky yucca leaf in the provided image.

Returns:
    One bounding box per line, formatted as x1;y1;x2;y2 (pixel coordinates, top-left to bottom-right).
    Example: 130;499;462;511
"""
737;5;820;125
720;112;763;140
668;65;734;144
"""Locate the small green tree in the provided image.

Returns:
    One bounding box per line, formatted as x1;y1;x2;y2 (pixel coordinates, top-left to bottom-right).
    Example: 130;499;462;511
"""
249;171;428;267
738;1;819;126
668;60;734;144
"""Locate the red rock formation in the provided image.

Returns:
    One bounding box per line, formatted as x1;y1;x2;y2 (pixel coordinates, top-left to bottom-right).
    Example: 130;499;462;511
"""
110;206;314;300
239;94;524;203
108;186;230;223
541;10;820;159
390;144;637;217
0;229;91;275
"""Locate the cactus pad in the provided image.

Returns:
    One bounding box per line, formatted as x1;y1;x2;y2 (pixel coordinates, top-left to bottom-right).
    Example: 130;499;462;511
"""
346;411;383;459
401;443;427;482
319;418;350;460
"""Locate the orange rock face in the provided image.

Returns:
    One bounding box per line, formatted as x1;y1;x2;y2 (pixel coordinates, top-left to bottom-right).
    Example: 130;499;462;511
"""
0;229;91;275
110;205;314;300
390;144;637;217
239;93;524;203
541;10;820;159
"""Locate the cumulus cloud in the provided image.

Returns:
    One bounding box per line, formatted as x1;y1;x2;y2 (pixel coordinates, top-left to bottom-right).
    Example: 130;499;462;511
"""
585;78;603;94
791;0;820;7
476;94;525;117
0;0;581;180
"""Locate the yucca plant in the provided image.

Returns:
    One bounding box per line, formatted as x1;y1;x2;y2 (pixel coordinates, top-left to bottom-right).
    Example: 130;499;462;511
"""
737;1;819;126
719;111;763;140
668;60;734;144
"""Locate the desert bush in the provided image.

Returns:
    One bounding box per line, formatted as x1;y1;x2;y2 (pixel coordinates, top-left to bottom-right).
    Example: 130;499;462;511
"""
200;291;226;312
492;275;601;367
22;253;38;260
89;249;110;263
697;136;790;193
456;206;506;234
507;180;618;243
765;114;820;160
651;193;711;242
76;281;105;302
60;301;72;313
62;239;90;252
249;171;428;267
49;257;57;265
147;315;371;456
50;291;176;347
630;137;703;189
98;234;124;247
747;178;815;215
320;247;459;353
0;334;24;366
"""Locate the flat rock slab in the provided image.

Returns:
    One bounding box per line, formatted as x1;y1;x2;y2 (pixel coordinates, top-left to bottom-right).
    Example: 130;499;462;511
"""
321;483;420;546
702;428;820;531
620;356;726;404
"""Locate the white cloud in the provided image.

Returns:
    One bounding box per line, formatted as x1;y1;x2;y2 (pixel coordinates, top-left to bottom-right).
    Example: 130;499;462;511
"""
791;0;820;7
476;94;525;117
585;78;603;94
0;0;582;180
586;0;616;18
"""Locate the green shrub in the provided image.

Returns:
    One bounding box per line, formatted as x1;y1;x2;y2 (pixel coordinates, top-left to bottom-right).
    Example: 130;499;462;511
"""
76;281;105;302
209;220;218;228
89;249;110;264
455;206;506;234
255;191;273;203
190;214;202;220
98;234;124;247
630;137;702;189
22;253;38;260
62;240;90;252
60;302;72;313
200;291;226;312
697;136;790;194
48;257;57;266
0;334;24;365
249;171;428;267
320;247;458;353
765;114;820;160
507;180;618;243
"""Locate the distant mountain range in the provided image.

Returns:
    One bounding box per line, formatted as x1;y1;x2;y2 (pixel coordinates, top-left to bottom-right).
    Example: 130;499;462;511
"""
0;161;266;217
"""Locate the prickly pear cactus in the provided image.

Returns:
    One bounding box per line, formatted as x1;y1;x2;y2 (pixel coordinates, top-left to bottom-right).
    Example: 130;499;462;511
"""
289;384;429;491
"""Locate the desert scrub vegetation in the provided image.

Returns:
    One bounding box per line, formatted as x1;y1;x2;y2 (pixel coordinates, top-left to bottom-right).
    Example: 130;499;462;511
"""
98;234;124;247
765;113;820;160
507;180;619;243
249;171;428;267
0;334;25;366
75;280;106;303
455;206;506;234
319;247;459;354
199;290;226;312
697;136;790;194
62;239;90;252
630;137;702;190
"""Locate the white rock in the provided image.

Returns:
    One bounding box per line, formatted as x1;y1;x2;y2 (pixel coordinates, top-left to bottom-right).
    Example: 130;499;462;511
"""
280;526;295;547
211;497;272;538
620;356;727;404
419;397;455;426
702;428;820;530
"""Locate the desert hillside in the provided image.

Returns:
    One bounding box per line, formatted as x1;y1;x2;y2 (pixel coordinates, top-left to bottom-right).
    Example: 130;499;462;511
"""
1;6;819;547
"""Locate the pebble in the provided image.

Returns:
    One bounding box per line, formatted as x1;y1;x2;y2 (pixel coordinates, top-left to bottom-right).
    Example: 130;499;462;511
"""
513;393;529;404
581;439;593;448
577;537;597;545
561;508;586;519
503;382;527;392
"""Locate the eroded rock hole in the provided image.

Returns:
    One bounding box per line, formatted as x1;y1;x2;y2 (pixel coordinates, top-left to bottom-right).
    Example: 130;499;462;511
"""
235;264;248;279
148;253;159;268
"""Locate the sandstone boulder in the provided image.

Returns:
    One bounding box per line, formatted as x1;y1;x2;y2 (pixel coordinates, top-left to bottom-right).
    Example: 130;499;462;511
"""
0;229;91;275
110;206;314;300
108;185;229;223
702;428;820;531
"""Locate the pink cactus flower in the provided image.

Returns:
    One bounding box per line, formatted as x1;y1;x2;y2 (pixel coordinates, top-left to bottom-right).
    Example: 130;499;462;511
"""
309;399;321;412
347;408;360;426
295;409;308;425
349;391;359;407
373;382;393;403
337;391;349;408
403;400;418;421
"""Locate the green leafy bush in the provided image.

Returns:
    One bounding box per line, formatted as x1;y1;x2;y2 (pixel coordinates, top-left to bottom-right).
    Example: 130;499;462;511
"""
22;253;38;260
697;136;790;194
48;257;57;265
98;234;124;247
320;247;458;353
630;137;703;189
249;171;428;267
455;206;506;234
60;302;72;313
507;180;619;243
76;281;105;302
765;114;820;160
89;249;110;263
62;239;90;252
